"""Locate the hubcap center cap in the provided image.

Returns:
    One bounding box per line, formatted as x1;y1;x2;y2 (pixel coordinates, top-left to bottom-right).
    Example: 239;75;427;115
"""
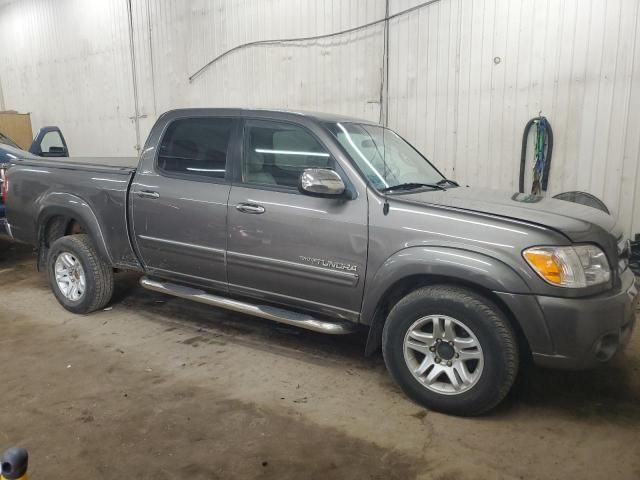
436;342;455;360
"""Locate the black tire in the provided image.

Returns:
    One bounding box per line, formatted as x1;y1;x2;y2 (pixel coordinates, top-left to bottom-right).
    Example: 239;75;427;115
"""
382;285;519;416
47;234;114;314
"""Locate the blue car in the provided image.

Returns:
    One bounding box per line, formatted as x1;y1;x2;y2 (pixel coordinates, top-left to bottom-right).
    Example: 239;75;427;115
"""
0;127;68;236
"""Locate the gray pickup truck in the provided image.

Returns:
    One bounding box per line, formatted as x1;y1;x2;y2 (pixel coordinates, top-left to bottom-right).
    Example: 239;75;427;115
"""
4;109;638;415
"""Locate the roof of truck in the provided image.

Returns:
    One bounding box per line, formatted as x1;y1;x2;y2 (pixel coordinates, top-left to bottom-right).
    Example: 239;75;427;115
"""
162;108;380;125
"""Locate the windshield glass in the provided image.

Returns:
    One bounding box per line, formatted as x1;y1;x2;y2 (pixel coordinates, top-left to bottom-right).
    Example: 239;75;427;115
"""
327;122;445;191
0;132;20;149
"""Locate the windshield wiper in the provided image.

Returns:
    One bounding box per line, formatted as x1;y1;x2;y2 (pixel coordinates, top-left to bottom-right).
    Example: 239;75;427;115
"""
380;182;447;193
437;178;459;187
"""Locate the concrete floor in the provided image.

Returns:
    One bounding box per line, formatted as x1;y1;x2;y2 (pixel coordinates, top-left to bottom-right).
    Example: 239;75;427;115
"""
1;237;639;479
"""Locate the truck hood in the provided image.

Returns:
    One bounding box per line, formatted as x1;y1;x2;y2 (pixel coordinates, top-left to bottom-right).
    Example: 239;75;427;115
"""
399;187;621;243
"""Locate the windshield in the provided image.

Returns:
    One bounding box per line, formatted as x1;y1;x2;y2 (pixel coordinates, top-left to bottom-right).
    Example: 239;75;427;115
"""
0;131;21;149
327;122;445;191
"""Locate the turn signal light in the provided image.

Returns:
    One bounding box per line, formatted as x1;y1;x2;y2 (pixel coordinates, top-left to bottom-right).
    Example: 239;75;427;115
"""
523;250;562;285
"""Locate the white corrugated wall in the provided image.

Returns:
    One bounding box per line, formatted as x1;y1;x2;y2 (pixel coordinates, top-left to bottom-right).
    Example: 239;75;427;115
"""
0;0;639;236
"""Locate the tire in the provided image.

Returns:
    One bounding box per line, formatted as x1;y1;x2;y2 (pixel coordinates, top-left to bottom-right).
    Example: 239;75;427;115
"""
47;234;114;314
382;285;519;416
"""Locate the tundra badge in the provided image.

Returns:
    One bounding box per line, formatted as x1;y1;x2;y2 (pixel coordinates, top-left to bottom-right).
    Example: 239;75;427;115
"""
299;256;358;272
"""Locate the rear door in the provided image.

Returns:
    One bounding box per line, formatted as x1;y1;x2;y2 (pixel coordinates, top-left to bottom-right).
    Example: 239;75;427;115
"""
131;116;238;291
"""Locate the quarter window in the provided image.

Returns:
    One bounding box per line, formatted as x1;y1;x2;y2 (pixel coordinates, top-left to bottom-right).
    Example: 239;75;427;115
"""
157;117;232;179
242;120;331;188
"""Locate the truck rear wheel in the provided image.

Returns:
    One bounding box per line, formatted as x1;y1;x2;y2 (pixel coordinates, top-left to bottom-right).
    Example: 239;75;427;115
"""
47;234;114;314
382;285;519;416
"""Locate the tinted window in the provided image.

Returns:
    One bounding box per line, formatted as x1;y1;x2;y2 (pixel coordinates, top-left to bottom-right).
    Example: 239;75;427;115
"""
242;120;331;188
158;117;232;179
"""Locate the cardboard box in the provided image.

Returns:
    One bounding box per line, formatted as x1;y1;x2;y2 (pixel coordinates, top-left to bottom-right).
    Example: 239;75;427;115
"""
0;111;33;150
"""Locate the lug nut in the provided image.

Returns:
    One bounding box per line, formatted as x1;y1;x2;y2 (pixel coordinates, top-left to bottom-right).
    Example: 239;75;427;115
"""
434;357;441;363
455;353;460;358
429;346;436;352
446;361;452;367
436;338;441;343
449;341;454;347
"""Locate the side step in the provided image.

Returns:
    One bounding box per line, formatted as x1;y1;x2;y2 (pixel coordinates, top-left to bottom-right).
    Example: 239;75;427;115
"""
139;277;357;335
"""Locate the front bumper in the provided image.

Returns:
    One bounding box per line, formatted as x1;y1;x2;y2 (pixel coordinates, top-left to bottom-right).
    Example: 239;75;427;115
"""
532;268;638;369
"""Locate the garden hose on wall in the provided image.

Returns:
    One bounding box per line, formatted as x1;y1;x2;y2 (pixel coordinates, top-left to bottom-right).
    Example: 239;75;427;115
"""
519;115;553;194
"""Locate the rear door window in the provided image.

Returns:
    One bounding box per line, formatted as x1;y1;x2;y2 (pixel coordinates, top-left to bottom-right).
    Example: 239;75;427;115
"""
157;117;233;179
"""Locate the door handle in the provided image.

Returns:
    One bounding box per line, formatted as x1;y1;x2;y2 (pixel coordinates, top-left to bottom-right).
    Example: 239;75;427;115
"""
236;203;265;214
137;190;160;199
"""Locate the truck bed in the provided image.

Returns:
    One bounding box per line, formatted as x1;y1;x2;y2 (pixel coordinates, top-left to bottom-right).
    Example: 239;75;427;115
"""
5;155;141;269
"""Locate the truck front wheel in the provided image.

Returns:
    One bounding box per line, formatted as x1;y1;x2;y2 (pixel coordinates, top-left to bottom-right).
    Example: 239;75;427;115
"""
47;234;114;314
382;285;519;416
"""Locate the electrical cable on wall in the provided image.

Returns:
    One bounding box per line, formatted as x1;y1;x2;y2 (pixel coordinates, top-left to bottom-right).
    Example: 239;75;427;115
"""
188;0;442;83
519;114;553;194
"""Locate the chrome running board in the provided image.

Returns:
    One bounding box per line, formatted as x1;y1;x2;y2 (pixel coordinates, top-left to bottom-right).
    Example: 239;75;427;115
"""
139;276;357;335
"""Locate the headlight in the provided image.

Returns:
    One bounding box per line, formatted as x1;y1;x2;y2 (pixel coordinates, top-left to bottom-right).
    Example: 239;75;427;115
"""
523;245;611;288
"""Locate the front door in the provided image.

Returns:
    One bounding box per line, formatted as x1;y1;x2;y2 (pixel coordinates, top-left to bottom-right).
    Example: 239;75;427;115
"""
131;116;237;290
227;118;368;320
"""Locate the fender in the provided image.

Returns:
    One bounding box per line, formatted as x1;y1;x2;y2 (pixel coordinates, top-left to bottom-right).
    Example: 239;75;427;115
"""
361;246;553;356
35;192;113;265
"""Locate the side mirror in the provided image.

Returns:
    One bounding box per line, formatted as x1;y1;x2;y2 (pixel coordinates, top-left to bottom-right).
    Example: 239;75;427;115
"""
298;168;346;198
